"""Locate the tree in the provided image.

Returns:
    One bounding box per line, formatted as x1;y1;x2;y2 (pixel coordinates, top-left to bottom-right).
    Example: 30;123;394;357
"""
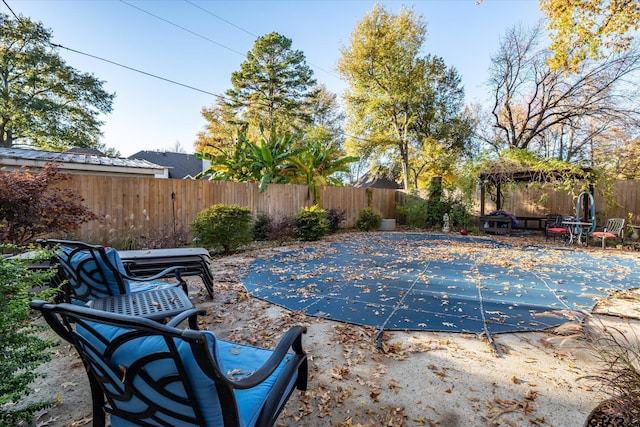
197;126;304;192
287;140;358;205
487;23;640;162
541;0;640;71
195;124;254;182
166;141;186;153
197;85;345;159
225;32;318;136
617;138;640;179
302;84;346;148
194;97;241;156
0;14;114;150
409;57;474;187
247;128;305;192
337;4;470;189
0;163;99;245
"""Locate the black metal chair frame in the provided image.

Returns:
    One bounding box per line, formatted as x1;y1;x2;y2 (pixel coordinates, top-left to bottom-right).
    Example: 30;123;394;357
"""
545;214;571;243
38;239;187;303
30;301;308;427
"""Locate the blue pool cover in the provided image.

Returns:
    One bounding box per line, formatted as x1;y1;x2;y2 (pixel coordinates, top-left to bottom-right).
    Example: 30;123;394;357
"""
241;233;640;336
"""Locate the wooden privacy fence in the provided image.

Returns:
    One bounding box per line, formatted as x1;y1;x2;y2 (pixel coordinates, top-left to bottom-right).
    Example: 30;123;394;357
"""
53;175;640;245
55;175;399;244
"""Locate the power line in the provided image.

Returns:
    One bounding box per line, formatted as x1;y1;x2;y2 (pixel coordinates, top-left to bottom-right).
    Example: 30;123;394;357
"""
5;0;339;102
1;0;22;22
119;0;247;57
51;43;225;99
129;0;341;81
183;0;258;39
3;0;226;99
185;0;342;80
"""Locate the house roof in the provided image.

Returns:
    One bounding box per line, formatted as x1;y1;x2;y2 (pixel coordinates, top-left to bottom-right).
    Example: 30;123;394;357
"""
0;147;168;178
128;151;204;179
354;173;402;189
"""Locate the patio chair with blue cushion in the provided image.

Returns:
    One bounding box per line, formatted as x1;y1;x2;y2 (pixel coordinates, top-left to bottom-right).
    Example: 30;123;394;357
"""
38;239;187;304
30;300;308;427
589;218;625;249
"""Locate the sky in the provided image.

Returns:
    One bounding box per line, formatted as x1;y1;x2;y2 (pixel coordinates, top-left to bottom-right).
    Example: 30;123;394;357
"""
4;0;544;158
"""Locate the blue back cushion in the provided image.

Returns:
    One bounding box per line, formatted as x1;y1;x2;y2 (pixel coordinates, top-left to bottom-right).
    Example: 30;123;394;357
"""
60;246;122;298
77;321;224;426
76;322;295;427
103;248;132;292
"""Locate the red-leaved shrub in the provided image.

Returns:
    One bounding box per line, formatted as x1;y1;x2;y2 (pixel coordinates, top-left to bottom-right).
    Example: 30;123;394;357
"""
0;163;99;245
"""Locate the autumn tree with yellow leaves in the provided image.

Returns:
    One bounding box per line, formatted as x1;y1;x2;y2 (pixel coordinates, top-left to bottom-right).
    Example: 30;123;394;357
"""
541;0;640;71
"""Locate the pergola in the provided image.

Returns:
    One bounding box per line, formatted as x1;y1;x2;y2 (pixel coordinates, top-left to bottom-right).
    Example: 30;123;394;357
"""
478;165;594;217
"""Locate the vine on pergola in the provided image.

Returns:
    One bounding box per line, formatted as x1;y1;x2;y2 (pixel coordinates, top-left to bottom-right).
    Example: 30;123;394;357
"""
477;151;599;216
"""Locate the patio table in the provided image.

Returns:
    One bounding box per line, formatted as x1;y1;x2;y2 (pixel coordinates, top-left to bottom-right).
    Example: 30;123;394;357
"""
88;287;193;320
119;247;214;298
561;220;593;245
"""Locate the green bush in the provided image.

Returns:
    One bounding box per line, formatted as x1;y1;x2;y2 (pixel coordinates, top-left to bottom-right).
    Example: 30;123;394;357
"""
447;201;473;230
396;199;428;228
293;205;329;241
252;212;273;241
0;245;59;425
356;207;382;231
190;204;253;254
425;197;472;229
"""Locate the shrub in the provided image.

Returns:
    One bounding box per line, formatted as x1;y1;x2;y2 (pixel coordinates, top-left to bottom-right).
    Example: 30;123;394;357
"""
582;318;640;425
267;215;295;245
396;198;428;228
252;212;273;241
425;197;472;230
0;245;59;425
145;224;191;249
420;177;473;230
447;201;473;230
356;207;382;231
190;204;253;254
326;208;346;234
293;205;329;241
0;164;99;245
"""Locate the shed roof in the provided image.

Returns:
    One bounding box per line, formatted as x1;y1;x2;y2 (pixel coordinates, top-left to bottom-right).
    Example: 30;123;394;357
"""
0;147;168;178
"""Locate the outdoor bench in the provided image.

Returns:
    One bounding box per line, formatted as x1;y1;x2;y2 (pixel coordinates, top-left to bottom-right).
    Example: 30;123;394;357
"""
480;215;512;235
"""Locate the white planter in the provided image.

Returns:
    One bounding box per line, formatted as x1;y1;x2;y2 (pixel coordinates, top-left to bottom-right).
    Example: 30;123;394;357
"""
379;219;396;231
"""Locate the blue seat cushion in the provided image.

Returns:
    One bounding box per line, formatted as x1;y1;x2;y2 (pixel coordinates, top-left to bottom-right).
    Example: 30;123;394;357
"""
216;339;297;426
77;322;295;427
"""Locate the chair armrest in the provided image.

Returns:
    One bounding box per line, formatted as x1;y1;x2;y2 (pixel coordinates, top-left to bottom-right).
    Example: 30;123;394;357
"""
166;308;206;330
229;326;307;389
30;300;74;344
121;265;184;283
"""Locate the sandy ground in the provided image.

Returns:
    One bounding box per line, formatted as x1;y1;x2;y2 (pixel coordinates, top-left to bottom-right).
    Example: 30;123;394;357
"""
20;232;640;427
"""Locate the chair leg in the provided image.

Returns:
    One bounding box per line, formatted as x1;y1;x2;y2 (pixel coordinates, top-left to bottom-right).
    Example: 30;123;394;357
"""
87;373;107;427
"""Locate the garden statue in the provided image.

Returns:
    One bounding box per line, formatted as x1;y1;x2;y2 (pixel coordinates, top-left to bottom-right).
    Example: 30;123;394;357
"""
442;213;450;233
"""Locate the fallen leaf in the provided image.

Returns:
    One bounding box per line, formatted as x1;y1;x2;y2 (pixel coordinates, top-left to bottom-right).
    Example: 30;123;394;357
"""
60;382;78;389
